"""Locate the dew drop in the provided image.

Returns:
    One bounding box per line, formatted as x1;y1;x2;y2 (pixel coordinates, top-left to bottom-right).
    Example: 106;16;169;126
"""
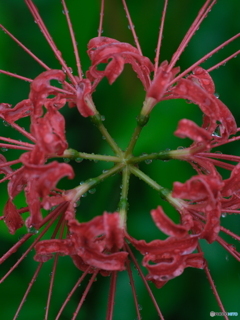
225;255;229;261
88;188;96;194
62;9;69;15
28;226;39;234
2;120;10;127
75;157;83;163
177;146;185;150
102;169;108;173
63;158;70;163
74;200;80;207
102;136;106;140
145;159;152;164
221;212;227;218
214;92;220;99
1;147;8;152
101;115;105;121
81;193;87;198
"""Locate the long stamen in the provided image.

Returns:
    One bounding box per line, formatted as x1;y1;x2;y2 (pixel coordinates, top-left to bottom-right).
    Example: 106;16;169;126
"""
71;271;98;320
197;245;229;320
24;0;78;87
195;156;235;170
0;143;32;151
126;258;141;320
0;137;34;148
216;237;240;262
121;0;142;55
0;159;21;168
45;217;66;320
198;152;240;162
98;0;105;37
207;50;240;73
220;226;240;241
0;167;23;184
168;0;217;71
106;271;117;320
0;233;32;264
0;203;68;281
55;267;91;320
0;24;50;71
10;122;36;142
125;242;165;320
154;0;168;77
170;33;240;85
62;0;83;80
13;262;44;320
0;70;32;82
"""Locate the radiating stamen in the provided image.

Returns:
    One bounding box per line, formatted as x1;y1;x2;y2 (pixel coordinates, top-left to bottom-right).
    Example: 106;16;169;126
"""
154;0;168;77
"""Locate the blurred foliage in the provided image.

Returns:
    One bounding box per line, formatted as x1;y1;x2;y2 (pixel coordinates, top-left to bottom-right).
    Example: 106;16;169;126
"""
0;1;240;319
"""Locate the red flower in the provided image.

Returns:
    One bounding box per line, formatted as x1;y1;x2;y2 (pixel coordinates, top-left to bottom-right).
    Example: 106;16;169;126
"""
34;211;128;274
129;206;205;288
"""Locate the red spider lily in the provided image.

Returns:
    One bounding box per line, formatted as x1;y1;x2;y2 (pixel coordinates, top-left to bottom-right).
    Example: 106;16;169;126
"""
34;211;128;273
128;206;205;288
0;0;239;319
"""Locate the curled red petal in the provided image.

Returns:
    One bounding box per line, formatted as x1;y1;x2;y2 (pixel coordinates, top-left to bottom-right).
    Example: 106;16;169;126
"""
0;154;13;176
222;163;240;196
151;206;189;237
171;78;237;138
103;212;125;250
31;105;68;155
173;175;222;243
87;37;153;90
75;79;96;117
34;238;74;262
0;99;32;123
129;234;199;256
188;66;215;94
175;119;212;147
3;199;24;234
29;70;65;117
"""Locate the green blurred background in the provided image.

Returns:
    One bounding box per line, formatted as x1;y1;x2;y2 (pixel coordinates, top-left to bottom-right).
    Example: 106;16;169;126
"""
0;1;240;319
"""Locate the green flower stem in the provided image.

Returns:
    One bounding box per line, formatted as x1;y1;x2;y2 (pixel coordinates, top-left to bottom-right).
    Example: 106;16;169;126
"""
118;166;130;228
125;114;149;158
63;148;121;162
70;163;124;202
128;150;171;164
129;166;185;211
129;165;170;199
91;114;122;156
